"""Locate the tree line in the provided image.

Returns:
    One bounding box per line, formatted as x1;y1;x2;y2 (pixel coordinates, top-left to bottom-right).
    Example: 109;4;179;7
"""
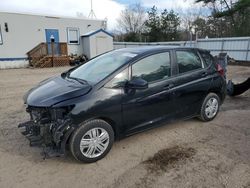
114;0;250;42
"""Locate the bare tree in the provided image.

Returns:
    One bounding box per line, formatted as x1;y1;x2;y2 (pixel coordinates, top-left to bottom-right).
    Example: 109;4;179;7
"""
117;3;146;34
179;8;206;31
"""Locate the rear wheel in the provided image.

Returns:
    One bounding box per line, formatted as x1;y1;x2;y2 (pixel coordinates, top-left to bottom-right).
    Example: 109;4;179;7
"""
199;93;220;122
70;119;114;163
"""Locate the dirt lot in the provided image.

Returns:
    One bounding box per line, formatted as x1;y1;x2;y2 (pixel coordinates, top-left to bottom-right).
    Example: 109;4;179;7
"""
0;66;249;188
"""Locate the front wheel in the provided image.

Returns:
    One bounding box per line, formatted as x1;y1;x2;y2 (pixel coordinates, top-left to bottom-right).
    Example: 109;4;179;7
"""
199;93;220;122
70;119;114;163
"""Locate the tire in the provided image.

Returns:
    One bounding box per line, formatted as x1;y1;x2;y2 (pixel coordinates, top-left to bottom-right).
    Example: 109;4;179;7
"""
70;119;114;163
199;93;220;122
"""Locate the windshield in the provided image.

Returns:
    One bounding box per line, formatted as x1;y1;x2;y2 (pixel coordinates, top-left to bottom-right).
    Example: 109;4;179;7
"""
69;51;137;84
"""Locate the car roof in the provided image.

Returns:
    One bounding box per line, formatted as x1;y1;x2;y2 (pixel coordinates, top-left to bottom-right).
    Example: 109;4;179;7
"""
115;46;206;55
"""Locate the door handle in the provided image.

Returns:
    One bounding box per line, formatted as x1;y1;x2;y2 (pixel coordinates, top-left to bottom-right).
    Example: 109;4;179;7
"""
201;72;208;77
163;83;174;90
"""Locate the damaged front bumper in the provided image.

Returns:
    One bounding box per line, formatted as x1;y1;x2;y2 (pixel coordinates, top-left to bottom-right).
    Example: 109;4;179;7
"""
18;106;75;158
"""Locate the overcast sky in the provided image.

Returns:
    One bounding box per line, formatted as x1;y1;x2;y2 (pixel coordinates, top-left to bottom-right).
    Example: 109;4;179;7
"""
0;0;203;29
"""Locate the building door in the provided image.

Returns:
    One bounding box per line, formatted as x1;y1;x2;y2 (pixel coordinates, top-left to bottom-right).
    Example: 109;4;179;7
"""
45;29;60;55
95;36;108;56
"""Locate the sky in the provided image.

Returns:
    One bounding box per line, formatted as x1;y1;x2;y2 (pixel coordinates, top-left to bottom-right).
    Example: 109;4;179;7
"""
0;0;204;29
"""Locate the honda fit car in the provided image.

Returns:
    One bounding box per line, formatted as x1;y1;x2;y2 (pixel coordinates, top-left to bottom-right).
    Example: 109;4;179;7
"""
19;46;226;163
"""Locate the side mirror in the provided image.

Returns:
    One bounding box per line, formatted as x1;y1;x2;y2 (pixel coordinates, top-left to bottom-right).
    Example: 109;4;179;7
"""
127;77;148;90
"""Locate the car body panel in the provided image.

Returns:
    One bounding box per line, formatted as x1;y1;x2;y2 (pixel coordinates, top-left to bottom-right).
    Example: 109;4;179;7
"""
122;78;177;135
24;76;92;107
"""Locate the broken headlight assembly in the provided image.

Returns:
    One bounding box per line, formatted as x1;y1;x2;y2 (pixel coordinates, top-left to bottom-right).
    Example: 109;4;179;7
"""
18;106;75;158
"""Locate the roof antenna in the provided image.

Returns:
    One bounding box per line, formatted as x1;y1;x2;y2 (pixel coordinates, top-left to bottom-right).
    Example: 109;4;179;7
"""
88;0;96;19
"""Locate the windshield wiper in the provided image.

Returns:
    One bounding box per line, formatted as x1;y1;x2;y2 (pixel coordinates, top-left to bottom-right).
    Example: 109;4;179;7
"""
61;67;77;78
61;69;89;85
67;76;89;85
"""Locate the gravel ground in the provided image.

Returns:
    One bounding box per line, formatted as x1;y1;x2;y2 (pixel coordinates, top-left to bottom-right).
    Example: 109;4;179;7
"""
0;66;249;188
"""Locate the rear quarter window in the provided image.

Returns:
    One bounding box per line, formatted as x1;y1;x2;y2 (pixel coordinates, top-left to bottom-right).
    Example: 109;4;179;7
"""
199;50;214;67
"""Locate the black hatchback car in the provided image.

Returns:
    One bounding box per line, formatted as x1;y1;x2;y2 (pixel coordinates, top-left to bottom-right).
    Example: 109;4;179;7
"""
19;46;226;163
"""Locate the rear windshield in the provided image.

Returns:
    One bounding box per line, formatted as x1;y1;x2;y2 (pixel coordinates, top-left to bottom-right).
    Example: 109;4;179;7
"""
69;51;137;84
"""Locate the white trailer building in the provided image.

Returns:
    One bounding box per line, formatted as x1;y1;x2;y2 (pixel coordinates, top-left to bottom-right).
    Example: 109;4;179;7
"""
0;12;113;69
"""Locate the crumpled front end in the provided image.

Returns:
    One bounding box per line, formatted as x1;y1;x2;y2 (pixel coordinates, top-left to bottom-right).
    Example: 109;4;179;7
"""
18;106;75;158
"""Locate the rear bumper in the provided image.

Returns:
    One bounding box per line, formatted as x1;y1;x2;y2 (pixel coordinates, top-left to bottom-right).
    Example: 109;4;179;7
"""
221;78;227;103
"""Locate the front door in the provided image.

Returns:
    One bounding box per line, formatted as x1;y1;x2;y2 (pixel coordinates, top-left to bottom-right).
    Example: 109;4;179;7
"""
122;51;176;135
45;29;60;55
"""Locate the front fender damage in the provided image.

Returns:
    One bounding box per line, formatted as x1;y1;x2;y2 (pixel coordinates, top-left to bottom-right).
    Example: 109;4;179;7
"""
18;106;75;159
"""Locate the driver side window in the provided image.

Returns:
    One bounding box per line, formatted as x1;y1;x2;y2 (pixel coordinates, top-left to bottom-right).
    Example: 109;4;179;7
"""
132;52;171;83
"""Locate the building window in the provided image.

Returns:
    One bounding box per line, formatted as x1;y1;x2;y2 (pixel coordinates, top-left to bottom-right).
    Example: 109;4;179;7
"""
0;25;3;45
67;28;79;44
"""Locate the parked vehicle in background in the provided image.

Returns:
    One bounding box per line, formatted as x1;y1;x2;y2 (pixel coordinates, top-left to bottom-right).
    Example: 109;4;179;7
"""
19;46;226;163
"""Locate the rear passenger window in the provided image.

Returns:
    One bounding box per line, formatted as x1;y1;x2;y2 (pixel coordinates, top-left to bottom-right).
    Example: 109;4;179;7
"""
176;51;202;74
132;52;171;83
199;51;214;67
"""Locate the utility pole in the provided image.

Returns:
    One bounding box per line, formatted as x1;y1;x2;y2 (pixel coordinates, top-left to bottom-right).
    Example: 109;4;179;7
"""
88;0;96;19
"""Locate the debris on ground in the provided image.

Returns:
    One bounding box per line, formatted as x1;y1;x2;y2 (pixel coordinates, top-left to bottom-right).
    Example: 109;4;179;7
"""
227;78;250;96
69;53;88;66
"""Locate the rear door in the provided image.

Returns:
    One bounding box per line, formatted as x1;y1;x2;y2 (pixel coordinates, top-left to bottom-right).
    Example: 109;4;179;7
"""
122;51;177;135
171;49;213;118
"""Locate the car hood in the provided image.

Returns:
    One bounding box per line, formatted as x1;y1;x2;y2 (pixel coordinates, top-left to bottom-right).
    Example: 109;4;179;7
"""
24;76;92;107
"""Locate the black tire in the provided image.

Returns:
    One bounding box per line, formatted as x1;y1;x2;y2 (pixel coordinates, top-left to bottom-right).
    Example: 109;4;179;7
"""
70;119;114;163
199;93;220;122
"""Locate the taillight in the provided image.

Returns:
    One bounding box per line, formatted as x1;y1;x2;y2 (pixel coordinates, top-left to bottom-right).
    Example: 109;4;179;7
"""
216;64;224;76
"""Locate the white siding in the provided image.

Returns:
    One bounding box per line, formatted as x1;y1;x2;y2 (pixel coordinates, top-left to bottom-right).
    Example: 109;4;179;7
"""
0;60;29;69
0;12;104;58
82;37;91;58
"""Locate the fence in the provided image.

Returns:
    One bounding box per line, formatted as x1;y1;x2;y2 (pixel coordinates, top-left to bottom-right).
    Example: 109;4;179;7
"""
113;37;250;61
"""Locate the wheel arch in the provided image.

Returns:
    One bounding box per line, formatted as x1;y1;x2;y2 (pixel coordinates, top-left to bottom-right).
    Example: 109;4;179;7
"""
97;116;119;140
66;116;119;143
207;90;223;103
